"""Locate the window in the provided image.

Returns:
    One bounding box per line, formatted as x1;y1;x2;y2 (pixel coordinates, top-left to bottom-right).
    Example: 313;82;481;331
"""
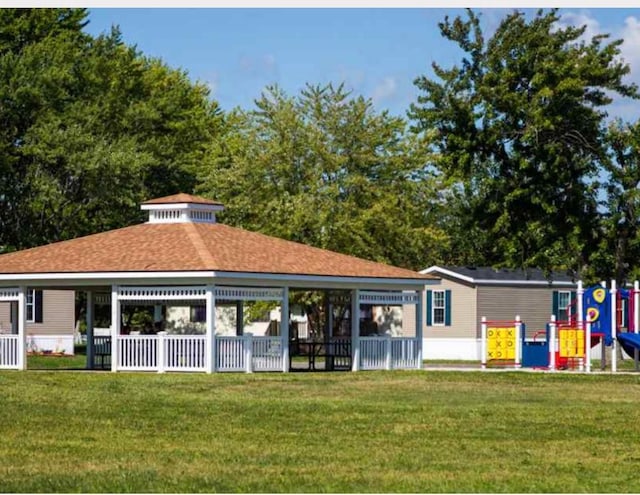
26;289;35;323
432;290;445;326
427;289;451;327
557;291;571;322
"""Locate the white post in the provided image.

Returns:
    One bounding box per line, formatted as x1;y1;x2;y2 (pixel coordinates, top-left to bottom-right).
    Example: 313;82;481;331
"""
481;316;487;370
634;281;639;369
549;315;557;371
351;289;360;372
281;287;289;373
385;334;392;370
110;285;120;372
611;279;617;373
585;321;591;373
157;331;166;373
86;291;94;370
244;332;253;373
515;315;522;368
415;289;424;368
17;287;27;370
577;280;584;329
205;285;215;373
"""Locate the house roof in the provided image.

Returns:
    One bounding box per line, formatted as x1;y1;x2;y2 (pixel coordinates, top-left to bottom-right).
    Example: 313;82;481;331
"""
141;193;223;206
0;210;434;281
421;266;576;286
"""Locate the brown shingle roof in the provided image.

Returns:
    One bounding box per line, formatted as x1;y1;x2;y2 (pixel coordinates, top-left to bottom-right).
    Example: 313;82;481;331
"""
141;193;223;206
0;222;434;280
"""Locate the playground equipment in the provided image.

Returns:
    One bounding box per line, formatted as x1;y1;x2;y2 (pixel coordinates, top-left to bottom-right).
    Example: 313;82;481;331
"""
481;279;640;372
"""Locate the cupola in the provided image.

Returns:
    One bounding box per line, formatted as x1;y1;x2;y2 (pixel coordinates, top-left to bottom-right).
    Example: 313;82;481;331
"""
140;193;224;224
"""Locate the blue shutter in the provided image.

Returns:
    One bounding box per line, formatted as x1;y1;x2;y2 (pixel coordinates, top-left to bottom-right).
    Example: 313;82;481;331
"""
552;291;559;318
426;290;432;326
445;290;452;326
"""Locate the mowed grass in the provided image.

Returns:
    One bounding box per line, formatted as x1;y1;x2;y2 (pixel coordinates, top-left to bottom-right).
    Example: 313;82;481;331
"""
1;371;640;492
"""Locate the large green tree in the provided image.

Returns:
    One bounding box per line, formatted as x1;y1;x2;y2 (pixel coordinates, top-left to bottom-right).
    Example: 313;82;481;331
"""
200;83;448;271
409;9;638;275
0;8;223;251
594;120;640;283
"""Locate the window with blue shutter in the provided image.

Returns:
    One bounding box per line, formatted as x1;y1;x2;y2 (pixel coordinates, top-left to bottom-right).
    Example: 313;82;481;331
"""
427;290;451;327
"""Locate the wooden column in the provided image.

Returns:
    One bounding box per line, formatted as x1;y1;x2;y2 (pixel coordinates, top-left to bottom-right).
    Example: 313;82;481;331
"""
17;287;27;370
110;285;120;372
86;291;94;370
415;289;424;368
351;289;360;372
281;287;289;373
206;285;216;373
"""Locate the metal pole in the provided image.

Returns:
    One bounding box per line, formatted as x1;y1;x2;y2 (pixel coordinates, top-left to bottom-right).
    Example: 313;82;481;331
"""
611;280;617;373
585;321;592;373
515;315;522;368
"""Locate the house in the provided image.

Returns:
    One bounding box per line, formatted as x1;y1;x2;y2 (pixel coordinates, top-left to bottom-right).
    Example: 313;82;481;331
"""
402;266;577;360
0;289;75;354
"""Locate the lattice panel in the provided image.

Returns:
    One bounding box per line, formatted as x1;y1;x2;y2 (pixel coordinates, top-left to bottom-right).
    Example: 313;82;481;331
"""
0;288;19;302
359;291;419;305
215;287;283;302
118;286;207;301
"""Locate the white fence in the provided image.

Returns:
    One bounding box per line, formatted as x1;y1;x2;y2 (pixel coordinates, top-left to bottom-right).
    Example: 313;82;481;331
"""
360;336;420;370
117;335;158;371
0;335;19;369
117;334;207;372
165;335;206;372
216;335;283;372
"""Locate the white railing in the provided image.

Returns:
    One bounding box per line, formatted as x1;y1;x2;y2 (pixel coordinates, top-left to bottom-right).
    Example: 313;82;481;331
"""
392;337;420;369
359;291;419;305
216;335;284;372
0;335;19;369
252;336;283;371
164;335;206;372
117;335;158;371
360;336;420;370
360;336;389;370
216;336;246;372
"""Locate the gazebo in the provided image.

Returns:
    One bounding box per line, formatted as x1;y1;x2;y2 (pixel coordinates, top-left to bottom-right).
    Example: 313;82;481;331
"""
0;194;437;373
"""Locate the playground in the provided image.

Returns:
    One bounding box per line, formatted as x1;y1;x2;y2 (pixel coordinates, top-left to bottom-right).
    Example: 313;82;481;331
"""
481;280;640;373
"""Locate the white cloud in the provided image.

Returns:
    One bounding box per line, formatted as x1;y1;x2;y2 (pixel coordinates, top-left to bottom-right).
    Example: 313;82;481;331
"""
556;11;602;43
238;53;278;78
371;76;398;104
206;72;219;96
619;16;640;80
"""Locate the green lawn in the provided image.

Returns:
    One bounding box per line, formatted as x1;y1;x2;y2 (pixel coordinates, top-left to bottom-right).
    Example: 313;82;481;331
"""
1;370;640;492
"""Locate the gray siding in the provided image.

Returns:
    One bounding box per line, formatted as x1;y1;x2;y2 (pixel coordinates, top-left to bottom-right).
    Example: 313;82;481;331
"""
423;278;478;339
0;290;75;335
477;286;553;338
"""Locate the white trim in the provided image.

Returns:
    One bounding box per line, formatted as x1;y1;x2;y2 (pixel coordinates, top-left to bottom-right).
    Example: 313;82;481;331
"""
431;289;446;326
420;266;576;287
215;286;283;302
0;270;433;287
141;202;224;212
421;266;474;283
0;288;19;301
358;291;419;305
118;286;207;301
25;289;35;323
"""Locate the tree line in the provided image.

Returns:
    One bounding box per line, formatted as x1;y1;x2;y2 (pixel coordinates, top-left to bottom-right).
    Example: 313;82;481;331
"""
1;8;639;284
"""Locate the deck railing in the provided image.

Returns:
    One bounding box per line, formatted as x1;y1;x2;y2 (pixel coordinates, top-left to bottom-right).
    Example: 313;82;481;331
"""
117;335;158;371
217;335;283;372
0;335;19;369
164;335;206;372
360;336;420;370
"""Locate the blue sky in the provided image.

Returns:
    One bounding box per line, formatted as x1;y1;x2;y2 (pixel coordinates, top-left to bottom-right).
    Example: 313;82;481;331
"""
84;8;640;120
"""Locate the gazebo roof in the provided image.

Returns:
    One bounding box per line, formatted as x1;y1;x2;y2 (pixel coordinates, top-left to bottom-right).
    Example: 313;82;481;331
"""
141;193;224;206
0;196;434;281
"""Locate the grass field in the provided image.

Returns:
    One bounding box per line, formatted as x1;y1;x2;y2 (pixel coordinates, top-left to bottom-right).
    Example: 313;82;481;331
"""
1;370;640;492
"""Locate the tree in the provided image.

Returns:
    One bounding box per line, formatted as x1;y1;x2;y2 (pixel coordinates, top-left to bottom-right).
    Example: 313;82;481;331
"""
595;120;640;283
200;83;448;271
0;9;224;251
409;9;638;275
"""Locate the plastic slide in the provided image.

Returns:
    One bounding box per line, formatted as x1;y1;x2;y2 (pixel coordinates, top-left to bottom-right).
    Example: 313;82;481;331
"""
617;332;640;359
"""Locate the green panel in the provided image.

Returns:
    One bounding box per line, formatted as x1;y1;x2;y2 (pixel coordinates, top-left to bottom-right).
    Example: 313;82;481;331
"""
552;290;559;318
426;290;432;326
445;290;452;326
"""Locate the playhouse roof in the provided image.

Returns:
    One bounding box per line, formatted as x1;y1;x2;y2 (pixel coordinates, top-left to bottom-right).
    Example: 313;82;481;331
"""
0;197;433;281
